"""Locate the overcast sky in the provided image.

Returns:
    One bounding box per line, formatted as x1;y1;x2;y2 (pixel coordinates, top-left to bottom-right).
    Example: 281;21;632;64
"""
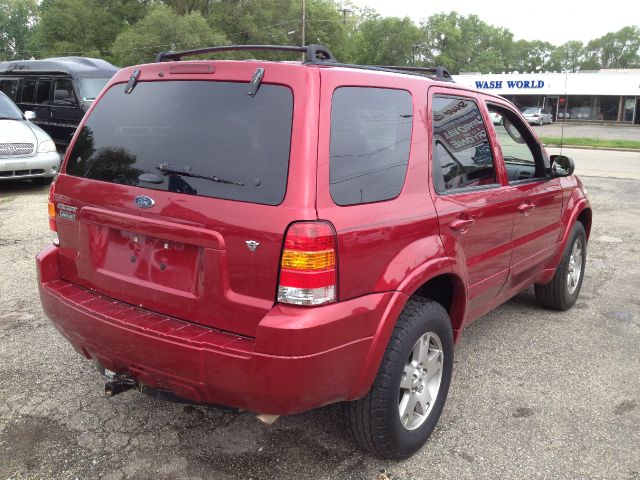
349;0;640;45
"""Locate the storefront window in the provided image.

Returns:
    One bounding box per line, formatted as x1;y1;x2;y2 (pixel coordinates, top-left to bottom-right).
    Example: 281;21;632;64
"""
623;97;635;122
598;96;619;122
567;96;594;121
508;95;544;111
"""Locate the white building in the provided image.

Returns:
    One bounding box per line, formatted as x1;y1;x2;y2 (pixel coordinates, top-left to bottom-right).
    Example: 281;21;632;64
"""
453;69;640;125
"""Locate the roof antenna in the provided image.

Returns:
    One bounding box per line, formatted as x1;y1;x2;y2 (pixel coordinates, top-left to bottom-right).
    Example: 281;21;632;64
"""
560;69;568;156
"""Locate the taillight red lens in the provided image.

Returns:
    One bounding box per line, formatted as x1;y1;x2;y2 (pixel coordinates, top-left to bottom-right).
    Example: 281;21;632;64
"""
48;181;57;232
277;221;337;306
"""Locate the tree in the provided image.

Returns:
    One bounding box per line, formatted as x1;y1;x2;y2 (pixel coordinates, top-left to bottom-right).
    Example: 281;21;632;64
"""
350;16;422;66
420;13;513;74
0;0;38;60
32;0;149;59
207;0;349;61
509;39;555;73
163;0;212;16
548;40;584;72
111;6;226;66
581;26;640;69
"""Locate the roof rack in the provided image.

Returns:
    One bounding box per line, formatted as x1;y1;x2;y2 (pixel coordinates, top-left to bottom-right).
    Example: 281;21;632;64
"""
155;43;454;83
156;44;337;63
379;66;453;81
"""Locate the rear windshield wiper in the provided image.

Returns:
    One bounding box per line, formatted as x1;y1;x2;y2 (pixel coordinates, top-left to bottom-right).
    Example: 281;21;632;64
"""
156;163;244;187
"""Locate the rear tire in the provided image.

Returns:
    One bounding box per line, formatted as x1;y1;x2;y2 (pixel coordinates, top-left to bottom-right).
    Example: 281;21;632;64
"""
535;222;586;310
344;298;454;459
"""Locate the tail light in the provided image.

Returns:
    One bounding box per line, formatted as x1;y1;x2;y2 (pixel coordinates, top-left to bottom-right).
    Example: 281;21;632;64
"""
277;221;337;306
47;180;57;233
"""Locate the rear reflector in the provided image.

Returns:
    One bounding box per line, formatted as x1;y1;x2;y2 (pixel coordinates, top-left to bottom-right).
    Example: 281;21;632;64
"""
47;181;57;232
277;221;337;306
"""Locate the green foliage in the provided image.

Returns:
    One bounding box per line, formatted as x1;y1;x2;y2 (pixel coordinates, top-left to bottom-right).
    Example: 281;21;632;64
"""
582;26;640;69
32;0;149;59
0;0;38;60
111;6;225;66
2;1;639;73
510;40;555;73
350;16;421;66
548;40;584;72
420;13;514;74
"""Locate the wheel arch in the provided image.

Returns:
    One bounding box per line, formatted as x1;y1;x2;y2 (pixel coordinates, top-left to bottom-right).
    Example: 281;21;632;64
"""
350;263;467;400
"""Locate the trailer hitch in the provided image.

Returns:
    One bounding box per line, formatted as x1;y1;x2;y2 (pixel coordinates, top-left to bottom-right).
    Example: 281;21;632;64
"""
104;373;138;397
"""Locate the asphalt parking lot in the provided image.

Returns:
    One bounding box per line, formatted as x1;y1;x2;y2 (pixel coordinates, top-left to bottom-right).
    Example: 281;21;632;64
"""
1;153;639;479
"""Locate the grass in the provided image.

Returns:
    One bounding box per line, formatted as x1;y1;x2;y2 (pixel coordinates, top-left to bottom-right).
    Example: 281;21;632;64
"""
539;136;640;150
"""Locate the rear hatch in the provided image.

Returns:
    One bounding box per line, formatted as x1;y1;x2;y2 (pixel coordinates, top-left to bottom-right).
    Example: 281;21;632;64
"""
52;62;318;337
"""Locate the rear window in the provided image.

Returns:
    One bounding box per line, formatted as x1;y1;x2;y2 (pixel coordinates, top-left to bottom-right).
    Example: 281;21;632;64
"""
66;80;293;205
329;87;412;206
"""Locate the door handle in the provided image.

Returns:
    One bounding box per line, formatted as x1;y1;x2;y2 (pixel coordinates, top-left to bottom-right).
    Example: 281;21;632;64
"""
449;217;475;233
517;202;535;215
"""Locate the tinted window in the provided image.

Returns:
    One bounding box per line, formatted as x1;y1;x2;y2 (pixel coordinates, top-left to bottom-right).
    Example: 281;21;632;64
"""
20;79;36;103
432;96;495;192
53;78;76;105
329;87;412;205
66;81;293;205
0;79;19;100
80;78;111;101
36;79;52;104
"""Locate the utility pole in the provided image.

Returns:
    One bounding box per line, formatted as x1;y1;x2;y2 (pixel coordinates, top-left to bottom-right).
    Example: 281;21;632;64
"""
339;8;352;24
301;0;306;60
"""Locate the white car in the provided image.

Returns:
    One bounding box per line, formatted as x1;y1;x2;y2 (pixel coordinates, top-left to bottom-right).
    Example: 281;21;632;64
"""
0;91;60;185
521;107;553;126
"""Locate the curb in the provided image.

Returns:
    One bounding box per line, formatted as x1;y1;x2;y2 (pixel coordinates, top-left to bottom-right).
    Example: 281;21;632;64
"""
543;144;640;153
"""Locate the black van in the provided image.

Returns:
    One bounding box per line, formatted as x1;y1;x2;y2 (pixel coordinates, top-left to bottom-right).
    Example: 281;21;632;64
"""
0;57;118;148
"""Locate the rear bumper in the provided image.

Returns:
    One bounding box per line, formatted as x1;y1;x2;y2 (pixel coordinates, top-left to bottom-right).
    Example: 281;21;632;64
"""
37;245;395;414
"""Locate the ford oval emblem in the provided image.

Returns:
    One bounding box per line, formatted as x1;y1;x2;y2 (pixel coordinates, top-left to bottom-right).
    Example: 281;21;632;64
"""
134;195;155;209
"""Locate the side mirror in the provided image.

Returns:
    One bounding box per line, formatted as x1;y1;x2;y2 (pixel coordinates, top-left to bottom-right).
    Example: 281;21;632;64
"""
550;154;575;177
24;110;36;121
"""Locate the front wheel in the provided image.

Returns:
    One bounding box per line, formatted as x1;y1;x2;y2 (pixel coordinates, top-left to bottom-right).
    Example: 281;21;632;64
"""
535;222;586;310
344;298;454;459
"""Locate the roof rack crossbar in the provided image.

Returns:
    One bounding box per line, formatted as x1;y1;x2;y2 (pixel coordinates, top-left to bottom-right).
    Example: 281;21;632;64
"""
156;44;336;63
380;65;452;80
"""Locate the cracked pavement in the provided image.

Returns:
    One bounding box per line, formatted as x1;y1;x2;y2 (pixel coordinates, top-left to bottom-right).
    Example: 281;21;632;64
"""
1;168;639;479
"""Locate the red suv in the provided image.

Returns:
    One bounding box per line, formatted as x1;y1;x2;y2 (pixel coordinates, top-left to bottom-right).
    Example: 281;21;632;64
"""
37;45;591;459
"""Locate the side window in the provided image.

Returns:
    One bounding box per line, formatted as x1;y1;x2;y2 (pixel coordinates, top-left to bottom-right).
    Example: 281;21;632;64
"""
329;87;412;206
20;79;36;104
0;79;19;100
487;103;548;182
36;79;52;104
53;78;76;105
431;95;495;193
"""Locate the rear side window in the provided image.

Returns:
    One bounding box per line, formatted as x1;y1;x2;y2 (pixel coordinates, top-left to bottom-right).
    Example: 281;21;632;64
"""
431;95;495;193
53;78;76;105
20;79;36;103
66;81;293;206
0;79;19;100
36;79;52;104
329;87;412;205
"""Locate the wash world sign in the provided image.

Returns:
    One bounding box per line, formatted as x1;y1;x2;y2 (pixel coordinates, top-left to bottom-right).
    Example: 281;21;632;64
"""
474;79;545;89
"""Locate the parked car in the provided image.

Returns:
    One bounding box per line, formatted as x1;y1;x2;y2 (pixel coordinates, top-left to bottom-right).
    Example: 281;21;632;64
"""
490;111;504;125
0;57;118;148
521;107;553;125
0;91;60;185
36;44;591;460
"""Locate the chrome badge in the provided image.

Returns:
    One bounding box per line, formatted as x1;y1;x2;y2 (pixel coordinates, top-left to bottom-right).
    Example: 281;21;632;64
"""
245;240;260;252
134;195;155;209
